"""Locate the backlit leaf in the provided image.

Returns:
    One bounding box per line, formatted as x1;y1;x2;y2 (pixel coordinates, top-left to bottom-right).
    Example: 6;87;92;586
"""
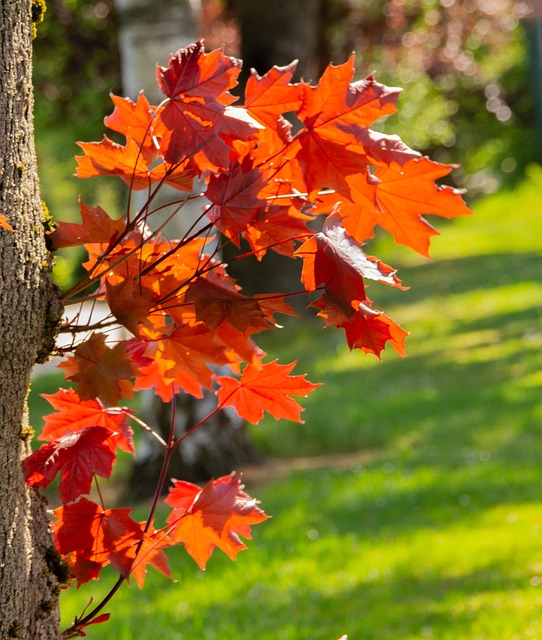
215;360;321;424
165;474;269;569
59;333;136;406
25;427;116;504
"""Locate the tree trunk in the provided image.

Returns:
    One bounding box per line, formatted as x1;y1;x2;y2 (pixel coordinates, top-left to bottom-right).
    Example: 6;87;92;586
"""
115;0;199;98
0;2;64;638
235;0;328;84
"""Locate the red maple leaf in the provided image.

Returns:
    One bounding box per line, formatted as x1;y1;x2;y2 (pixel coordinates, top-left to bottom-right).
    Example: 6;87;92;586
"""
157;40;240;104
215;360;321;424
243;178;312;258
293;57;401;197
315;298;408;358
53;498;144;585
186;275;270;334
205;154;268;244
213;322;265;366
294;214;409;356
59;333;137;406
39;388;134;454
25;427;116;504
155;41;258;170
205;152;312;257
73;614;111;637
345;303;408;357
49;198;124;250
105;279;156;337
165;474;269;570
254;294;299;325
295;213;404;319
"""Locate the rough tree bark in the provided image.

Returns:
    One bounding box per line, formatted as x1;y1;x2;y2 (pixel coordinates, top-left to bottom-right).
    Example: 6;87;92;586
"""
0;1;64;638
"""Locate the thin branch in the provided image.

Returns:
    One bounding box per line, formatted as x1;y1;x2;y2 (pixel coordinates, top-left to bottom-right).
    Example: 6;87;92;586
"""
142;389;178;536
171;387;238;452
128;414;168;448
61;576;125;639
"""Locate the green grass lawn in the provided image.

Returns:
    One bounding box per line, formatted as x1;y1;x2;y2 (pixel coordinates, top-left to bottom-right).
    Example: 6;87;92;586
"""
38;166;542;638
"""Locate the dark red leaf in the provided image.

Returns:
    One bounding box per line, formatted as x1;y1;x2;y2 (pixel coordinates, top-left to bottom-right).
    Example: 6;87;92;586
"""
25;427;116;504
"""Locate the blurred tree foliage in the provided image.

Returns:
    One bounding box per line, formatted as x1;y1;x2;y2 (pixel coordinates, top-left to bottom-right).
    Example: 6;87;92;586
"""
33;0;121;287
34;0;120;140
333;0;539;194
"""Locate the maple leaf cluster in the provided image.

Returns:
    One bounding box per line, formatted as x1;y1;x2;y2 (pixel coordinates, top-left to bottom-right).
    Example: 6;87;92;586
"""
24;40;471;633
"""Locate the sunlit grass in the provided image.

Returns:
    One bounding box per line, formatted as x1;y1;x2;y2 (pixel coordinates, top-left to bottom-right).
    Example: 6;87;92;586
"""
60;464;542;639
44;166;542;637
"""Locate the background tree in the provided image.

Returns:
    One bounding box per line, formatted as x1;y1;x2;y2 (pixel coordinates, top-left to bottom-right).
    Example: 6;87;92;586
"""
33;0;121;289
0;1;64;637
330;0;540;194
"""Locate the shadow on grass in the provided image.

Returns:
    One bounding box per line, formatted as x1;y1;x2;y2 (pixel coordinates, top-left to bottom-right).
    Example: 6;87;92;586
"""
253;248;542;464
375;251;542;307
266;460;541;541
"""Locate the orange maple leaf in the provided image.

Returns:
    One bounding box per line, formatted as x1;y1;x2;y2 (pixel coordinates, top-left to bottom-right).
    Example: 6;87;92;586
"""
215;360;321;424
294;56;401;196
165;474;269;570
76;135;154;189
0;213;14;231
59;333;136;406
130;522;173;589
340;157;473;256
104;92;156;161
244;62;302;134
76;135;196;193
130;323;230;401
